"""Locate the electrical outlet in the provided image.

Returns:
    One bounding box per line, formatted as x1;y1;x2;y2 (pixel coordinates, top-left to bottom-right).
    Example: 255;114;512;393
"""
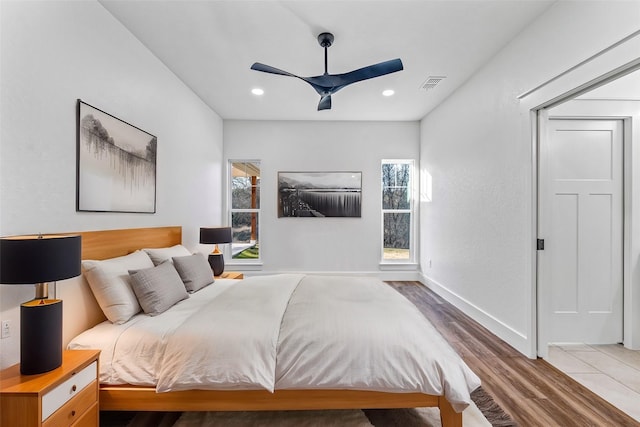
1;320;10;339
428;259;432;268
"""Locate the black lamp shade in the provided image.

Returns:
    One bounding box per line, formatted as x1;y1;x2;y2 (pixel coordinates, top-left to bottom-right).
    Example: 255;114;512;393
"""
199;227;232;244
0;234;81;375
0;235;81;284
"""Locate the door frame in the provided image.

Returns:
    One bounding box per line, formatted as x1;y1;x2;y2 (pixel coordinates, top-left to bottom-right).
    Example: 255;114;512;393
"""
519;29;640;358
537;115;628;357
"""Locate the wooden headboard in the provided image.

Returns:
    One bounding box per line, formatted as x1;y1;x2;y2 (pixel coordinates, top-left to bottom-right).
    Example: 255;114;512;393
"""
79;226;182;260
60;226;182;347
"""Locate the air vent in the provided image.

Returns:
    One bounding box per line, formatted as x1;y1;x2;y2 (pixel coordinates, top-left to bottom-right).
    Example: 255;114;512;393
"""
420;76;446;91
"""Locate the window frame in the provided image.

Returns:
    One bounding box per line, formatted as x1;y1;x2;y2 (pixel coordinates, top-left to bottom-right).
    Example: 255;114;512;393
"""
227;159;261;264
380;159;416;264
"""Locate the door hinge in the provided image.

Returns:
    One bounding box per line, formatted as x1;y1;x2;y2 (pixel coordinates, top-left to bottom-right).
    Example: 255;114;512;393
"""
537;239;545;251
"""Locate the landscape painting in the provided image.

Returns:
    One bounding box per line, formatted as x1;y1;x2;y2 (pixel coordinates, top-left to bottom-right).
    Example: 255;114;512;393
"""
77;100;156;213
278;171;362;218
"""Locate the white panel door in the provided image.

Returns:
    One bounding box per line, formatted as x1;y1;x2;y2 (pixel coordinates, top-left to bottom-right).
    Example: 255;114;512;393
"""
539;118;623;346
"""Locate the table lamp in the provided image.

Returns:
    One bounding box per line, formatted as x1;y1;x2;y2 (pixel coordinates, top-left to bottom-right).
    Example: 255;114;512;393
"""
199;227;232;276
0;234;81;375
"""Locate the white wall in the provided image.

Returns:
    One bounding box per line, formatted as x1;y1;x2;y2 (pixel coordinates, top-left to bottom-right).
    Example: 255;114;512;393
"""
224;120;419;276
419;1;640;356
0;0;224;369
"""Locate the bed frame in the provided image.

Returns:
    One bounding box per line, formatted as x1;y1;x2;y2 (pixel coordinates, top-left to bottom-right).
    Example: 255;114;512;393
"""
68;226;462;427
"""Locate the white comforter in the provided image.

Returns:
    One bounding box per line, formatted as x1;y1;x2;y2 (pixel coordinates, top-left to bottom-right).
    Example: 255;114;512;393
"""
69;274;480;411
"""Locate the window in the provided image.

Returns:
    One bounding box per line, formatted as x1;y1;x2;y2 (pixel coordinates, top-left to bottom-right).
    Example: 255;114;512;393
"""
229;161;260;260
381;160;414;262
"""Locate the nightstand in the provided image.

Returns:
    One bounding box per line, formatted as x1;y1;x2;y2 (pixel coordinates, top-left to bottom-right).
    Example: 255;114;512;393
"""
0;349;100;427
216;271;244;280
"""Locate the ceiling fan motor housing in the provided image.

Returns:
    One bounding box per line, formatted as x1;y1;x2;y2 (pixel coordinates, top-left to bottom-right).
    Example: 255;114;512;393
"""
318;32;334;48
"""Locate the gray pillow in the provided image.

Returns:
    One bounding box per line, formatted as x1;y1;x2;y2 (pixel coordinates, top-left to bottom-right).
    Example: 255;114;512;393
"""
129;262;189;316
143;244;191;266
172;253;214;292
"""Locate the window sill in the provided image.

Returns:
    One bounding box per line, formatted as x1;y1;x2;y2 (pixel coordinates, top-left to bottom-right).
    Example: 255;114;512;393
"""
379;262;419;271
225;262;263;271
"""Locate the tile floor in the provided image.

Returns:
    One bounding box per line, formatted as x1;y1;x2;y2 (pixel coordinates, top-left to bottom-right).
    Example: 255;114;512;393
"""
546;344;640;422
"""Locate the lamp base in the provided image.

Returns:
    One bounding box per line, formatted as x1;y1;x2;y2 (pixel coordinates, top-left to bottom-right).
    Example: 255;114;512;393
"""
20;299;62;375
208;253;225;276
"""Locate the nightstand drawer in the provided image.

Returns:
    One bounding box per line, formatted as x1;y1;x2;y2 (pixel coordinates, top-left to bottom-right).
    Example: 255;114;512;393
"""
42;380;97;427
42;361;97;421
72;402;98;427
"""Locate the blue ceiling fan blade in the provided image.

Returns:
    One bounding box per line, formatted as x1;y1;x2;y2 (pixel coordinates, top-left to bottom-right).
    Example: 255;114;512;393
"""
250;63;299;78
317;94;332;111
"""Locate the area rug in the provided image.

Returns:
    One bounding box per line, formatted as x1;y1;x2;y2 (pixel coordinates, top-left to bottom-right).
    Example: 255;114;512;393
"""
111;402;490;427
175;409;373;426
365;400;491;427
470;386;517;427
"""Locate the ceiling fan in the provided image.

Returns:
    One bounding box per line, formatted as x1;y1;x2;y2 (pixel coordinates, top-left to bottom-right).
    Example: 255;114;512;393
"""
250;32;403;111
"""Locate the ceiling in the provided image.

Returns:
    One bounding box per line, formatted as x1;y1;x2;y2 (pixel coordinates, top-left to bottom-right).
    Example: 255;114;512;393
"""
99;0;556;121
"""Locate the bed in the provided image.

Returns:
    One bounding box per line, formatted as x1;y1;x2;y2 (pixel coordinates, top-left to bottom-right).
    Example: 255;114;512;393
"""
63;226;479;427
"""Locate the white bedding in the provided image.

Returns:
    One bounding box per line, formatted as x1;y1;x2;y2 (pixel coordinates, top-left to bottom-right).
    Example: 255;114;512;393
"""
69;274;480;412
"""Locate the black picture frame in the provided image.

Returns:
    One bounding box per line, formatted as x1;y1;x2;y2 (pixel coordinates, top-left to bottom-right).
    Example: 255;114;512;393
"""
278;171;362;217
76;100;157;213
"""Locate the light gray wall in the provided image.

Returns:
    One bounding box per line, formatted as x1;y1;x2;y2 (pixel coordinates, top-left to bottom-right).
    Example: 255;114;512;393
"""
223;120;419;276
419;0;640;356
0;0;224;369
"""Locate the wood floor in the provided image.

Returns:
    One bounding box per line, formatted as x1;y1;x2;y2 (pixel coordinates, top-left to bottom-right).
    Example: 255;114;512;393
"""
388;281;640;427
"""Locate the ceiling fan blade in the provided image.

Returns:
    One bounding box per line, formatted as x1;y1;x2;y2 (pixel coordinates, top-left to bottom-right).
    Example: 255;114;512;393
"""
331;58;404;89
301;58;404;95
318;94;332;111
251;63;333;108
251;62;299;78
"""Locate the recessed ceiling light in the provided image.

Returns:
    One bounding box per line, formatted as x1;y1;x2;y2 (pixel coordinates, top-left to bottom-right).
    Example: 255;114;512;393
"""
382;89;395;97
251;88;264;96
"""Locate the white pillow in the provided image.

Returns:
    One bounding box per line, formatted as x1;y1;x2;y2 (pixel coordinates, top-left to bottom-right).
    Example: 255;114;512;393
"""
143;244;191;266
82;250;154;324
129;262;189;316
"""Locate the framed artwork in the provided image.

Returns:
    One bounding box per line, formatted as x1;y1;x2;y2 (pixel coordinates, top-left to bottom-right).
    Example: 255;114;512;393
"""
278;171;362;217
76;100;157;213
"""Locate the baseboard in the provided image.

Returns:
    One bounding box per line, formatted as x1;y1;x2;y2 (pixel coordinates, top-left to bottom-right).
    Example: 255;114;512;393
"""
419;273;533;358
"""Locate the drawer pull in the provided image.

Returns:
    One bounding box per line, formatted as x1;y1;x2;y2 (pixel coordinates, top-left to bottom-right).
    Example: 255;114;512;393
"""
71;384;77;392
